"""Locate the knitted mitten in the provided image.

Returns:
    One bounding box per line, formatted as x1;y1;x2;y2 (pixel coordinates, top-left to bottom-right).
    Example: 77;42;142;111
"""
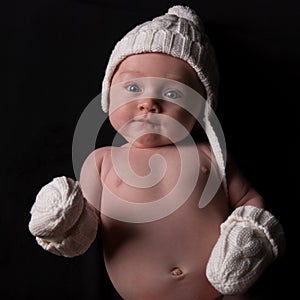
29;176;99;257
206;206;285;295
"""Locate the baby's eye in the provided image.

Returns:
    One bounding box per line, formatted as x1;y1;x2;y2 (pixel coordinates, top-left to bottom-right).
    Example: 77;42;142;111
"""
164;90;181;99
126;83;141;93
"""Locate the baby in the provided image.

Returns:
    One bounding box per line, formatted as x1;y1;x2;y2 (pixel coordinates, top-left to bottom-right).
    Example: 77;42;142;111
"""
28;5;285;300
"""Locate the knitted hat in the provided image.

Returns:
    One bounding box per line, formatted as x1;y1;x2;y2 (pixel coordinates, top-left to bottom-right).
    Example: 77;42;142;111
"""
101;5;227;193
101;5;219;113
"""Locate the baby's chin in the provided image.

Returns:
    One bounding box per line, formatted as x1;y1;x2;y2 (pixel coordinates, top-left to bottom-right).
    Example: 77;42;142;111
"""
126;133;193;148
129;133;172;148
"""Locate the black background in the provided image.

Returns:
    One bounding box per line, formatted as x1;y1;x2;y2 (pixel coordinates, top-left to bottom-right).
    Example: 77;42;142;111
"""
2;0;298;299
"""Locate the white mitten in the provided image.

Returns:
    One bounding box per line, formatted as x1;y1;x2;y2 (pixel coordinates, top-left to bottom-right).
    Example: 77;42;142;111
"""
206;205;285;295
29;176;99;257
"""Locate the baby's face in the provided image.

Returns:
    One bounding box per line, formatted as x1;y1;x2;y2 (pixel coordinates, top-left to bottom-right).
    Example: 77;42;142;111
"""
109;53;206;148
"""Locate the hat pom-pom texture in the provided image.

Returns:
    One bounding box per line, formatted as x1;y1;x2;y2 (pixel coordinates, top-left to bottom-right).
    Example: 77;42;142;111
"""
167;5;201;28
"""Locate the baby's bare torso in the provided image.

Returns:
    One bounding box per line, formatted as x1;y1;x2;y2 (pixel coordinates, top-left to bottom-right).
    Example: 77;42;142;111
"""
99;144;229;300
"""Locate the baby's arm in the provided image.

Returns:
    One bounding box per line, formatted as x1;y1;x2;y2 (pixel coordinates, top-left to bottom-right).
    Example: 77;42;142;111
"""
206;150;285;295
225;153;265;209
79;148;105;217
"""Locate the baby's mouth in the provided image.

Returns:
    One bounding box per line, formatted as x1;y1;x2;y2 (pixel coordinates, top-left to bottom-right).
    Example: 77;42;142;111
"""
131;116;162;132
133;115;160;126
136;119;158;126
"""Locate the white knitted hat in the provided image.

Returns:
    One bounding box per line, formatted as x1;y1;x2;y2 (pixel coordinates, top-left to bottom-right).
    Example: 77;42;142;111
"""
101;5;219;113
101;5;227;192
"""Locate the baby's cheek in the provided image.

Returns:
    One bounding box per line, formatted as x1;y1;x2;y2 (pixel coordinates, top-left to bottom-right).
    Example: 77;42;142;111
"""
108;109;127;131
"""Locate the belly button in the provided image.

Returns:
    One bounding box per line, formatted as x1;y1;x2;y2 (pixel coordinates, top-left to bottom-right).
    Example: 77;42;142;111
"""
170;267;184;279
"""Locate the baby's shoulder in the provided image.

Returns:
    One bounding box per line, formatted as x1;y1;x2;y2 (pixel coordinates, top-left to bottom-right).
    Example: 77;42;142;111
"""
83;146;112;170
93;146;112;159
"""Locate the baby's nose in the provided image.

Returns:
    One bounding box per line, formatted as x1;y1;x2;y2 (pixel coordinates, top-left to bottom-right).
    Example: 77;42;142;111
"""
137;98;161;113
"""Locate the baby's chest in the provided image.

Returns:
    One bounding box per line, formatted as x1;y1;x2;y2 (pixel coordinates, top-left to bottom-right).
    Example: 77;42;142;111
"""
102;148;212;204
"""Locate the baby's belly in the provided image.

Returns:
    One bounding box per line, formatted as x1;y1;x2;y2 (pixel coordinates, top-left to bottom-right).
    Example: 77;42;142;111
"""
101;195;229;300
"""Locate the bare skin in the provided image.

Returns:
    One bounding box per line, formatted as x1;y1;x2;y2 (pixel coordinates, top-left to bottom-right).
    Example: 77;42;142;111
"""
80;53;264;300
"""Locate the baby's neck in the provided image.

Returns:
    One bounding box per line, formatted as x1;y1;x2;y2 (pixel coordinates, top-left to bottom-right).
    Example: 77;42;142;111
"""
122;137;200;150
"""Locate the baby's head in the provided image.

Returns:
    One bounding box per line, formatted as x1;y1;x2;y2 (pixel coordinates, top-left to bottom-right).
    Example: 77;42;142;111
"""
101;5;221;148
